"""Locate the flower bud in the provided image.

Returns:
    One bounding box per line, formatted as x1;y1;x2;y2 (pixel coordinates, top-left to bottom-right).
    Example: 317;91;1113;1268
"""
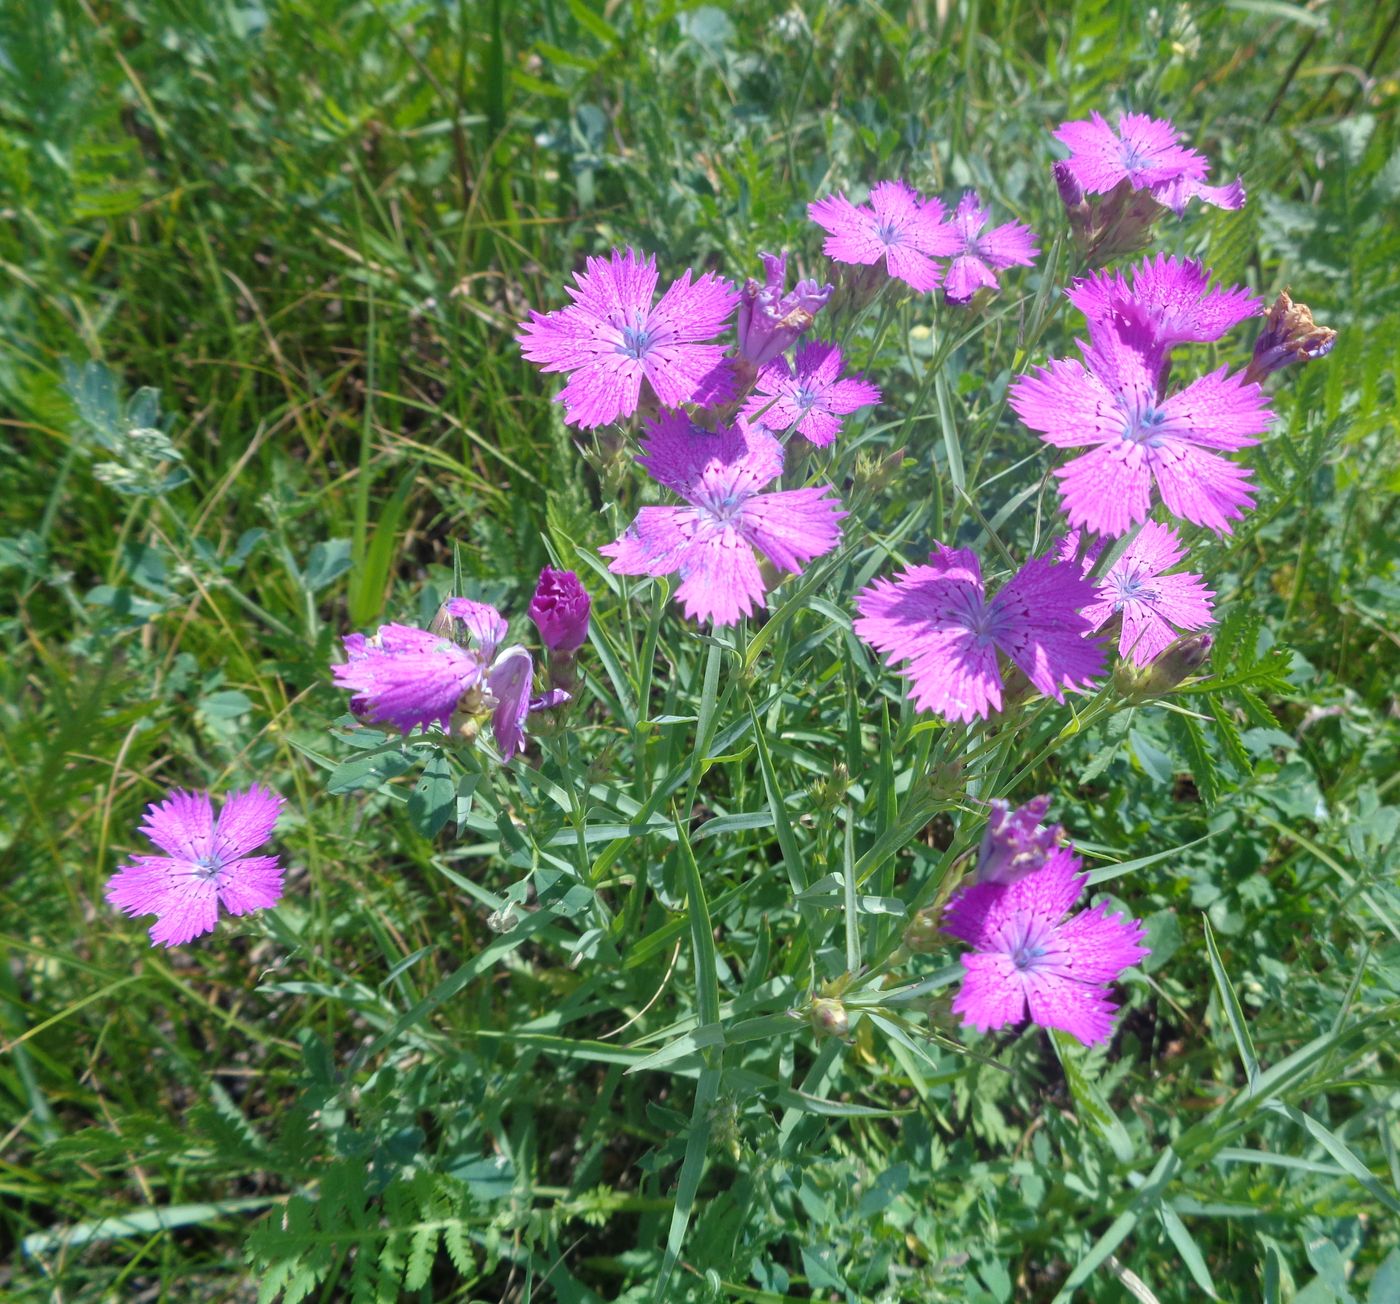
852;446;907;499
1244;290;1336;384
810;997;849;1038
903;908;946;954
1133;632;1214;697
735;251;833;369
528;567;591;655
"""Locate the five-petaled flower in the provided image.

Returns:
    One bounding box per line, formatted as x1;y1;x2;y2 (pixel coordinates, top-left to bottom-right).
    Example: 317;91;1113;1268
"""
942;191;1039;305
1010;311;1273;537
1053;111;1244;214
944;845;1148;1046
808;180;959;293
600;411;846;626
1078;521;1215;666
105;786;286;947
517;247;739;428
852;545;1105;723
742;340;881;446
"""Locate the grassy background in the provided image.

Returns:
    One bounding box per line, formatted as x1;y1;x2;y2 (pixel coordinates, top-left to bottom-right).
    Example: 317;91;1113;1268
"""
2;1;1399;1300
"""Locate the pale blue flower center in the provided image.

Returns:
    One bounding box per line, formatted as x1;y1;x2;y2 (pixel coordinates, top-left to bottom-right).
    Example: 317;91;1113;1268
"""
1011;940;1046;971
618;324;653;360
193;854;223;880
710;490;748;522
1123;407;1168;446
1112;572;1158;608
876;221;902;245
795;385;820;411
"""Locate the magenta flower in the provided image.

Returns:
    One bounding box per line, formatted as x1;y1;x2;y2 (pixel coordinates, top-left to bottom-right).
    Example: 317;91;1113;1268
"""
599;412;846;626
516;248;739;428
942;191;1039;305
1009;312;1273;537
808;180;959;293
742;340;881;446
736;251;833;368
1053;111;1243;214
1080;521;1215;666
973;795;1064;886
944;846;1148;1046
1067;254;1261;348
852;545;1105;723
528;567;592;654
332;623;484;734
105;786;286;947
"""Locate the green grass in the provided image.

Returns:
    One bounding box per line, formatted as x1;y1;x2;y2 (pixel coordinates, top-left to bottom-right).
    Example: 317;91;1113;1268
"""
2;1;1399;1300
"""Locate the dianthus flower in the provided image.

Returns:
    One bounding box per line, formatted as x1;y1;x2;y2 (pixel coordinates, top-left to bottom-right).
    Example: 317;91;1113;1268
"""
332;601;563;760
105;786;285;947
1067;254;1261;349
528;568;592;655
808;180;959;293
1244;290;1338;384
944;845;1148;1046
1053;111;1244;214
516;248;739;428
736;251;833;369
973;795;1064;886
1078;521;1215;666
742;340;880;446
942;191;1039;305
1009;312;1273;537
852;545;1105;723
600;412;846;626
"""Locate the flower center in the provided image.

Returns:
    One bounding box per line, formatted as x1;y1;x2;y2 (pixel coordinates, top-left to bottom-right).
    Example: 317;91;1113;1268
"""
1113;571;1159;608
876;221;902;246
193;854;223;881
1123;406;1168;446
710;490;748;522
618;323;653;360
794;385;820;411
1011;940;1045;971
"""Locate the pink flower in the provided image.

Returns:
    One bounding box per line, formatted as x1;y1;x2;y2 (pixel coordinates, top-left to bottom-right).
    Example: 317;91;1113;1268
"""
332;623;484;734
105;786;286;947
942;191;1039;305
1081;521;1215;666
736;251;833;368
1053;111;1244;215
599;412;846;626
528;567;592;654
1009;312;1273;537
742;340;880;446
852;545;1105;723
1067;254;1261;348
807;180;959;293
516;248;739;428
973;795;1064;886
944;846;1148;1046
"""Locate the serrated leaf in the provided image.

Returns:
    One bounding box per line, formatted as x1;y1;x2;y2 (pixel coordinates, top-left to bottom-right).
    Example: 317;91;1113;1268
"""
1167;713;1222;807
1207;697;1252;776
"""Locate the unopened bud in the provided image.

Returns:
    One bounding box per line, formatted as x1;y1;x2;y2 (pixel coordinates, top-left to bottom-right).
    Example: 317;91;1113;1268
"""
1133;632;1214;697
903;908;946;954
853;446;907;498
926;758;963;802
810;997;849;1038
1244;290;1337;384
810;763;850;812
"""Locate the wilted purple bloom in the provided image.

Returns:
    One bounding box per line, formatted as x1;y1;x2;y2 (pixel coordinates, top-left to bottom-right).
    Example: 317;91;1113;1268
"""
852;545;1105;723
1009;311;1273;537
1067;254;1261;349
944;846;1148;1046
973;795;1064;886
1053;111;1243;214
742;340;881;447
332;623;484;734
516;248;739;428
1080;521;1215;666
485;646;566;761
1244;290;1338;384
600;411;846;626
942;191;1039;305
736;251;833;369
528;567;591;654
808;180;959;293
105;786;286;947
